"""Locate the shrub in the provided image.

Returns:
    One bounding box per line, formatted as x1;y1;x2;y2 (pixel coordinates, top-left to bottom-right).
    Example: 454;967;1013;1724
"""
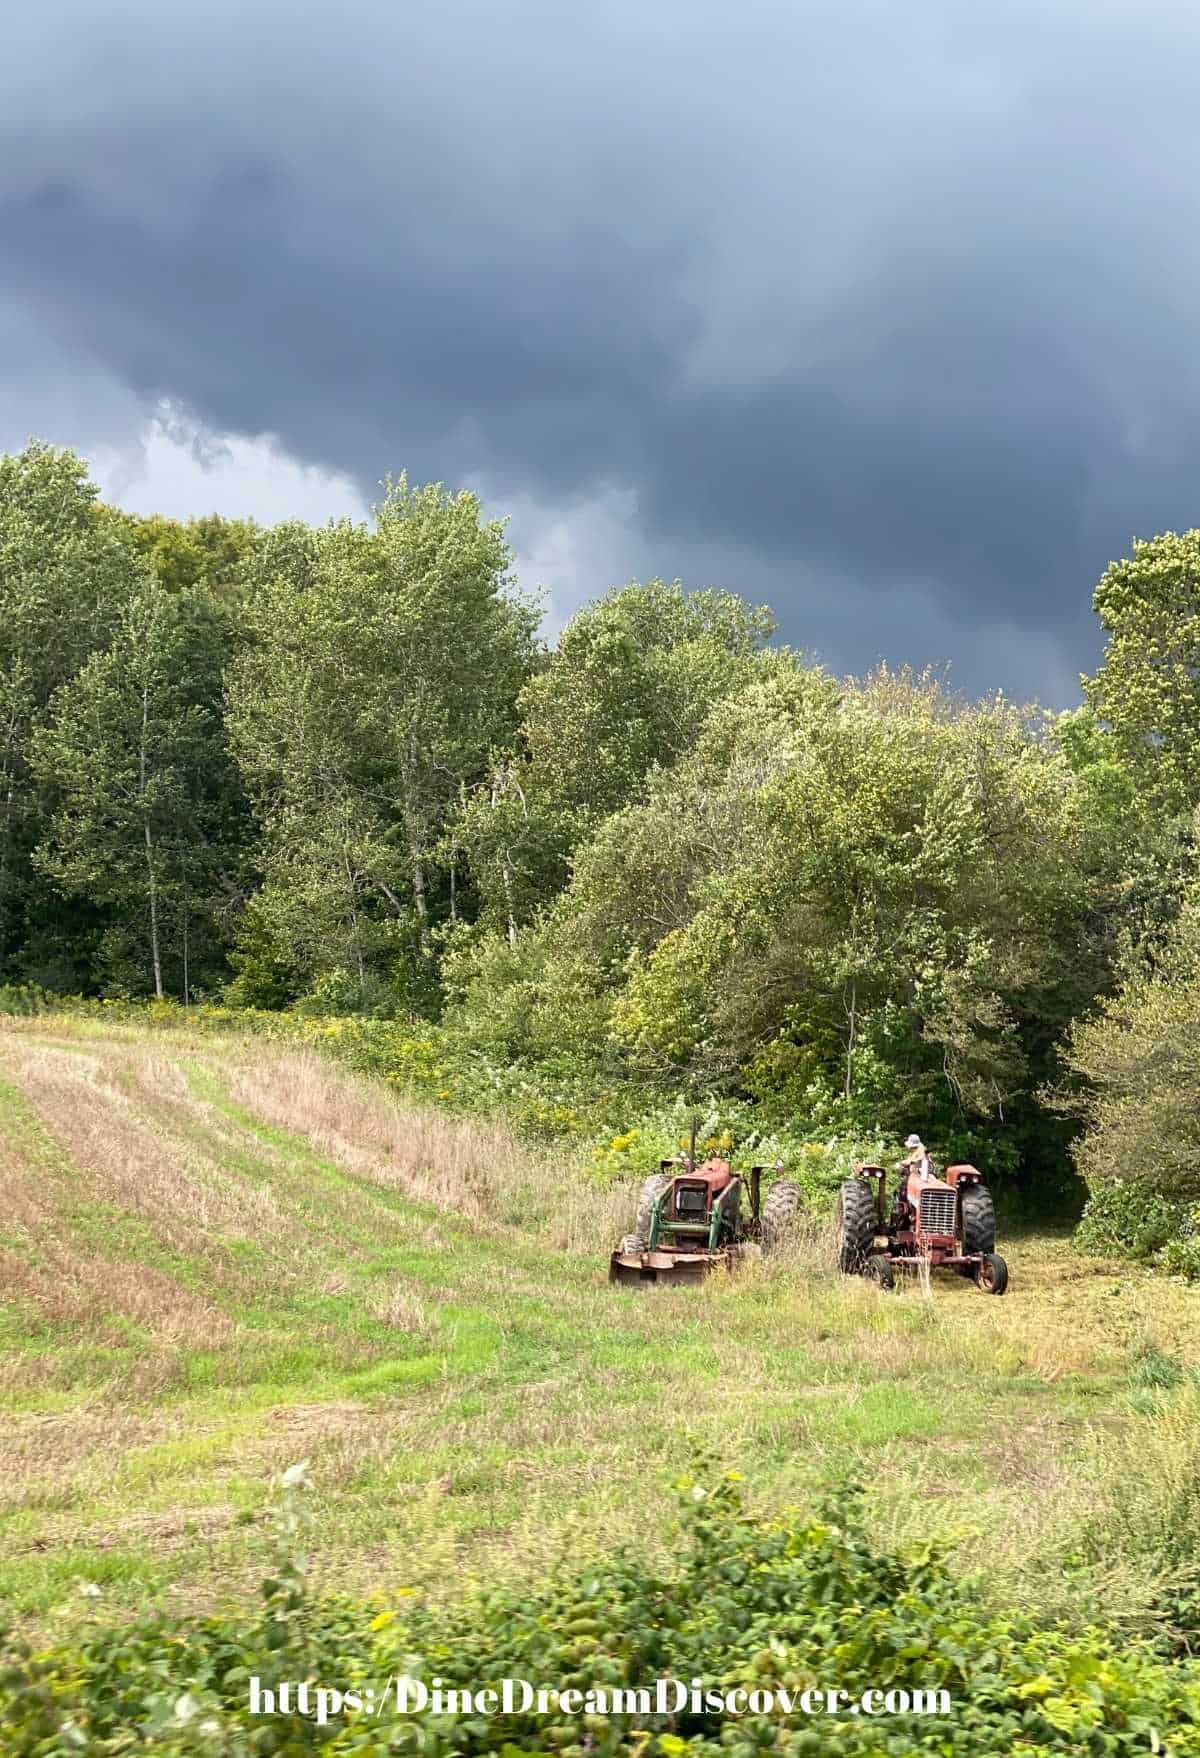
1076;1180;1191;1260
5;1469;1200;1755
1075;1181;1200;1279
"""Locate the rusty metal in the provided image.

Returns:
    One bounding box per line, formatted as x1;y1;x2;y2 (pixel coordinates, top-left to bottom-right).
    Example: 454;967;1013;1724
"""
843;1157;1009;1295
608;1243;747;1285
609;1118;802;1287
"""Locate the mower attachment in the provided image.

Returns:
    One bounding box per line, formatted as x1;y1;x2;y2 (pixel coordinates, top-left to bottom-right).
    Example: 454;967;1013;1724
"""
608;1244;737;1285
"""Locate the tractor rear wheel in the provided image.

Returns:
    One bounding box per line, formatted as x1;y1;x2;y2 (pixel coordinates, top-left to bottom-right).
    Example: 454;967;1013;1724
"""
633;1172;672;1247
837;1179;876;1274
761;1179;802;1248
960;1184;996;1256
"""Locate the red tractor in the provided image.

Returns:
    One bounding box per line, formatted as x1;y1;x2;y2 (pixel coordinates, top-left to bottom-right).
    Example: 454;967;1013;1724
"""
609;1121;803;1285
836;1155;1008;1294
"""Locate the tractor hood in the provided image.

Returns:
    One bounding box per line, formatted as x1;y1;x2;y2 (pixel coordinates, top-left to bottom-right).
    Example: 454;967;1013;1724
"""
900;1162;981;1199
676;1157;734;1193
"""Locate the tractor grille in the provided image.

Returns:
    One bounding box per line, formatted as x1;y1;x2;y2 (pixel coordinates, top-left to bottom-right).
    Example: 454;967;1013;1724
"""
673;1183;709;1218
919;1188;957;1237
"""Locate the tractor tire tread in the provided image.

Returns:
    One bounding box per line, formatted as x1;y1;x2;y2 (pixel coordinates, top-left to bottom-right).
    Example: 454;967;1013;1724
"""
761;1179;802;1249
837;1178;877;1275
633;1172;673;1247
960;1184;996;1256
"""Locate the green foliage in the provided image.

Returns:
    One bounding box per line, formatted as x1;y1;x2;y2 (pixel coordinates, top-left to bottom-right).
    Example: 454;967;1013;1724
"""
1085;530;1200;815
452;581;773;938
5;1468;1200;1755
32;576;248;999
100;508;260;600
1075;1181;1194;1262
227;481;539;999
586;1098;900;1199
7;443;1200;1220
452;662;1109;1195
0;981;59;1016
0;442;136;968
1063;888;1200;1244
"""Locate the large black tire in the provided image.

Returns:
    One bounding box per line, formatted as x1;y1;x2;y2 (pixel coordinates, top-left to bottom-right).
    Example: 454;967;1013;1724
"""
633;1172;672;1246
837;1179;877;1274
761;1179;802;1249
975;1252;1009;1295
960;1184;996;1256
864;1253;896;1291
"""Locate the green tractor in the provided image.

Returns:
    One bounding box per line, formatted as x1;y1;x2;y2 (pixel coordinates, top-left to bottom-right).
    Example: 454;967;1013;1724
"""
609;1122;804;1285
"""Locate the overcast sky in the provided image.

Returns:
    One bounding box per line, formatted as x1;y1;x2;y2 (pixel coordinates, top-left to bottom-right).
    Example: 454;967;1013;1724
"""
4;0;1200;701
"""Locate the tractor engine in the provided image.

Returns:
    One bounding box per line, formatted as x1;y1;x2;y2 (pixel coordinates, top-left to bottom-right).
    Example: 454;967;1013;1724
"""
651;1158;741;1252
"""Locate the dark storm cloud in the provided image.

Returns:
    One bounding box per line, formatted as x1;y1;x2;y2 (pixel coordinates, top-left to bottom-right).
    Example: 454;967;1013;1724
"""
4;0;1200;697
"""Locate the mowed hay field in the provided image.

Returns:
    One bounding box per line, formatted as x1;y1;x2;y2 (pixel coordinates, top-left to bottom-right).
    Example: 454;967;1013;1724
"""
2;1015;1199;1638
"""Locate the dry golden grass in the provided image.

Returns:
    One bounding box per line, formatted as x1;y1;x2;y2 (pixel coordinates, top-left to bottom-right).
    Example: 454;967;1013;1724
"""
225;1046;632;1251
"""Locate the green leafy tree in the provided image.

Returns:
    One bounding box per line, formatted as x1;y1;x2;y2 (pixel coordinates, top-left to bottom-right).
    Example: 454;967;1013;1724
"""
453;580;774;940
228;479;538;1004
1062;869;1200;1207
1056;702;1192;961
98;508;260;600
1085;530;1200;813
454;661;1110;1187
32;578;243;999
0;443;136;972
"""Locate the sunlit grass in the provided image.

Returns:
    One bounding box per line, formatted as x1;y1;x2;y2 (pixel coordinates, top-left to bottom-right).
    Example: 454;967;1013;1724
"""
2;1013;1200;1635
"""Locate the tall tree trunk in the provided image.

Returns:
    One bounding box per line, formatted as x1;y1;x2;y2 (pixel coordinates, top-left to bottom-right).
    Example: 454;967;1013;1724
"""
844;978;857;1099
344;850;367;1000
407;827;430;949
406;734;431;950
0;707;24;962
0;777;14;962
410;851;428;930
181;892;190;1006
140;687;164;1000
145;821;164;999
502;857;517;948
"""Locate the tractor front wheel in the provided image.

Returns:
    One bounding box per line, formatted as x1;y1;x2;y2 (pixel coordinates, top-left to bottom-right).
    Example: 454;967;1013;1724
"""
837;1179;877;1274
761;1179;803;1248
864;1254;895;1291
633;1172;672;1247
975;1252;1009;1295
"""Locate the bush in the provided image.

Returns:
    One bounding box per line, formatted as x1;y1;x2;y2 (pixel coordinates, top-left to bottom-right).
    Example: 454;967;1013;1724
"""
0;982;69;1016
1075;1180;1200;1279
586;1095;903;1208
5;1469;1200;1755
1076;1180;1191;1260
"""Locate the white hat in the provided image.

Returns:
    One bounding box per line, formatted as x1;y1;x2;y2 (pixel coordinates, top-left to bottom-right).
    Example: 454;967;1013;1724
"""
904;1133;923;1149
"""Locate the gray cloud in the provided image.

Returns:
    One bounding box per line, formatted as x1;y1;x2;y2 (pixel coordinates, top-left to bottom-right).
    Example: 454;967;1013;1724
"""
4;0;1200;699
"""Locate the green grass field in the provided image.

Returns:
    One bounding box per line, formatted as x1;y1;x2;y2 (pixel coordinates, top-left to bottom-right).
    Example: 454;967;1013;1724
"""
2;1013;1198;1639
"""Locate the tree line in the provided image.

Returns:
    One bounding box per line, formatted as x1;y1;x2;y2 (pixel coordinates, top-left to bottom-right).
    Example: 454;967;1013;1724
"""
4;438;1200;1214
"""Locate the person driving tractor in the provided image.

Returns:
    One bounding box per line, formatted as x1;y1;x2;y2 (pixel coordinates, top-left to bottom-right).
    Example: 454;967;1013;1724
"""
896;1132;933;1180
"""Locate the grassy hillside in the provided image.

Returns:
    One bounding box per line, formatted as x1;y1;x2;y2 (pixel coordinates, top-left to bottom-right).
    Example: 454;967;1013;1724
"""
2;1014;1200;1641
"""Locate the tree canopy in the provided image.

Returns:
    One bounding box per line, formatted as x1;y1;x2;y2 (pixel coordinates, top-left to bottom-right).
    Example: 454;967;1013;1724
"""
4;439;1200;1213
